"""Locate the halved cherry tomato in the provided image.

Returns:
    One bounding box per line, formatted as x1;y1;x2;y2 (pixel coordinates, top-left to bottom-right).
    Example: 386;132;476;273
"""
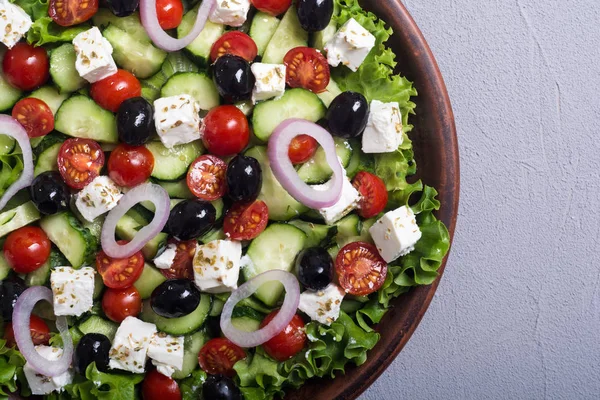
250;0;291;16
4;316;51;348
102;286;142;323
283;47;330;93
335;242;387;296
90;70;142;113
57;138;105;189
352;171;389;218
159;239;196;280
223;200;269;241
198;338;246;377
142;369;181;400
96;241;145;289
186;155;227;201
288;134;318;164
210;31;258;63
2;43;49;91
261;312;306;361
3;227;51;274
202;106;250;156
49;0;99;26
108;144;154;187
156;0;184;30
11;98;54;138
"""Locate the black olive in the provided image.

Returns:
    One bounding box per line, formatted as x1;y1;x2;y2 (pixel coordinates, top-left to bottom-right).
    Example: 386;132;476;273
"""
203;375;243;400
29;172;70;215
150;279;201;318
325;91;369;139
165;199;216;241
213;55;255;103
296;247;334;291
0;278;26;321
105;0;139;17
117;97;155;146
297;0;334;32
74;333;111;374
226;155;262;202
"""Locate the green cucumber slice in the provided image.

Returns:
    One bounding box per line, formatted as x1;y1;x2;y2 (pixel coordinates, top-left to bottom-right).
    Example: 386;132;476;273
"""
140;294;212;335
160;72;220;111
262;8;308;64
289;220;337;249
297;138;353;184
79;315;118;341
145;141;204;181
49;44;87;94
172;330;208;379
39;212;97;268
134;263;167;299
249;12;281;56
29;86;69;115
55;96;118;143
0;202;41;238
178;5;225;65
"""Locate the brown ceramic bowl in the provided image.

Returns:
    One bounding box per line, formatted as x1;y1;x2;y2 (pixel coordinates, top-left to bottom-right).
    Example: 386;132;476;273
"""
287;1;459;399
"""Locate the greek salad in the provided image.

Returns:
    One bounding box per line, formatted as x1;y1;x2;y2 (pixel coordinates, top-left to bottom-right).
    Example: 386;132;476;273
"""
0;0;450;398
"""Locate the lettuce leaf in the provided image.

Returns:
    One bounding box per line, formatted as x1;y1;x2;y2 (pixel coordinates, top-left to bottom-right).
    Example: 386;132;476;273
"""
180;369;206;400
0;339;25;396
10;0;48;20
234;350;286;400
27;18;90;46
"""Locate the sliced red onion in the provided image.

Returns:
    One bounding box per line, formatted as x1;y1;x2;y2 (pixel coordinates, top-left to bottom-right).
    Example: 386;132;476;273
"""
12;286;72;377
268;119;344;209
140;0;216;51
0;116;34;211
101;182;170;258
220;270;300;348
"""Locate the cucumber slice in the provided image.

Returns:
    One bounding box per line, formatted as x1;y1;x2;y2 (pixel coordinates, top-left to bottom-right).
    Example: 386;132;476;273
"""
172;330;208;379
115;213;168;259
0;135;16;155
140;294;212;335
249;12;281;56
345;139;361;178
55;96;118;143
0;49;22;112
39;212;97;268
199;228;225;243
235;100;254;116
25;261;51;286
93;273;104;299
160;72;220;111
336;214;360;238
79;315;118;341
34;142;61;176
49;44;87;94
29;86;69;115
297;138;353;184
209;298;224;317
262;8;308;64
0;202;41;238
252;88;326;141
155;179;194;199
311;9;338;51
238;296;274;314
93;10;150;43
141;52;199;103
145;141;204;181
316;79;342;108
232;316;261;332
289;220;337;249
0;253;12;281
244;224;306;306
178;5;225;65
134;263;167;299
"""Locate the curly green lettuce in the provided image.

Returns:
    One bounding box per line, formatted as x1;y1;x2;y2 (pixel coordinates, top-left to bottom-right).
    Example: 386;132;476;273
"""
0;339;25;397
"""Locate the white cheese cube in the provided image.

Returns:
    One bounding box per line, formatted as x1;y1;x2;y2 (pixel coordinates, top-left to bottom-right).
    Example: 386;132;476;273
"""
72;27;118;83
154;95;202;149
298;284;345;325
153;243;177;269
193;240;242;293
362;100;403;153
313;173;360;225
148;332;184;377
109;317;157;373
324;18;375;72
154;362;176;377
369;206;422;262
50;267;95;316
209;0;251;27
0;0;32;49
251;63;286;103
23;346;74;395
75;176;123;222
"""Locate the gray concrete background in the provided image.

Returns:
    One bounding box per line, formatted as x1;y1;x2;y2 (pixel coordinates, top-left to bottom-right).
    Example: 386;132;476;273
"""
361;0;600;399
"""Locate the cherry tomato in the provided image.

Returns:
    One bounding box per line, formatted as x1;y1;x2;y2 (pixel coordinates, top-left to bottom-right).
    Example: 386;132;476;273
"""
49;0;99;26
210;31;258;63
3;227;51;274
90;70;142;113
202;106;250;156
2;43;49;91
186;155;227;201
352;172;389;218
4;316;51;348
159;239;196;280
283;47;330;93
198;338;246;377
288;134;318;164
142;369;181;400
57;138;105;189
108;144;154;187
223;200;269;241
96;242;145;289
261;312;306;361
250;0;291;15
156;0;184;29
335;242;387;296
102;286;142;323
11;98;54;138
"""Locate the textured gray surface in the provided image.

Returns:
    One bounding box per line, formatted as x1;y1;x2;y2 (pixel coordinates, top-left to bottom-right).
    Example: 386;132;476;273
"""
361;0;600;399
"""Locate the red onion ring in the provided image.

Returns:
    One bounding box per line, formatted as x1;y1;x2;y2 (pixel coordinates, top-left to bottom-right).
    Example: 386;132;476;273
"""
268;119;344;209
0;116;34;211
101;182;170;258
12;286;72;377
220;270;300;348
140;0;216;51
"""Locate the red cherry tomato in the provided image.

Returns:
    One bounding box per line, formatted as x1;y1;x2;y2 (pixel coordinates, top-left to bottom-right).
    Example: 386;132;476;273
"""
261;312;306;361
102;286;142;323
351;172;389;218
4;316;51;348
223;200;269;241
108;144;154;187
3;227;51;274
335;242;387;296
250;0;291;16
90;70;142;113
283;47;330;93
210;31;258;63
159;239;196;280
288;134;318;164
198;338;246;377
2;43;49;91
57;138;105;189
142;369;181;400
11;98;54;138
202;106;250;156
95;242;145;289
156;0;184;29
49;0;99;26
186;155;227;201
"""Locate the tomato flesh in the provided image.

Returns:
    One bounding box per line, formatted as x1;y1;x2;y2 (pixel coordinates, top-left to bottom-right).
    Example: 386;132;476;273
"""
198;338;246;377
102;286;142;323
4;316;51;348
57;138;105;189
108;144;154;187
186;155;227;201
283;47;330;93
352;172;389;218
202;106;250;156
90;70;142;113
210;31;258;63
159;239;196;280
223;200;269;241
142;369;181;400
49;0;99;26
12;98;54;138
288;134;318;164
335;242;387;296
3;227;51;274
95;242;145;289
2;43;49;91
156;0;184;29
250;0;292;15
261;312;306;361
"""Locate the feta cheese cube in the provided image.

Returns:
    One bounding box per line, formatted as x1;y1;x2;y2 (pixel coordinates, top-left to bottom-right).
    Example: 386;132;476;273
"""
362;100;403;153
209;0;251;27
154;362;176;377
75;176;123;222
148;332;184;377
369;206;422;262
153;243;177;269
313;172;360;225
23;346;74;395
109;317;157;373
298;284;345;325
193;240;242;293
251;63;286;103
0;0;32;49
324;18;375;72
154;95;202;149
72;27;118;83
50;267;95;316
